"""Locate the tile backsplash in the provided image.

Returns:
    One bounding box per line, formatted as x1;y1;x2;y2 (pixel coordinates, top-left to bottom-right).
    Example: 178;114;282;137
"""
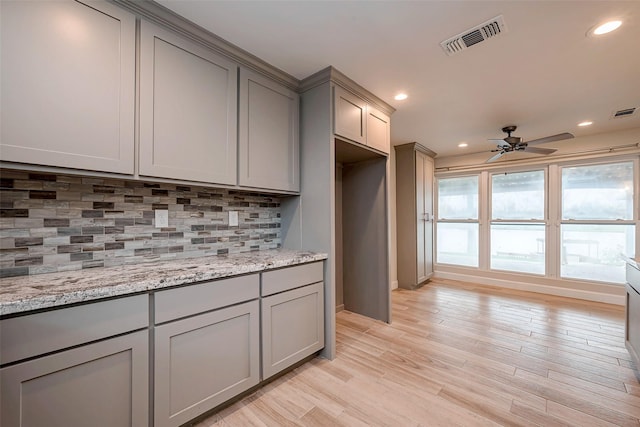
0;169;282;278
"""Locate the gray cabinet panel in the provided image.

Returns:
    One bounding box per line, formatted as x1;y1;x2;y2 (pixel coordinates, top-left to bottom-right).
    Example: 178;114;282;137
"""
626;265;640;365
239;68;299;192
0;0;135;173
366;106;390;154
1;294;148;365
334;86;367;145
154;300;260;427
395;143;436;289
1;330;148;427
139;20;238;185
262;282;324;379
262;261;324;296
155;274;259;324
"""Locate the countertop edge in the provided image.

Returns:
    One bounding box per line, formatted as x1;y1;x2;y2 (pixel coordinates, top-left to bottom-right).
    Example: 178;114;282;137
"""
0;250;328;316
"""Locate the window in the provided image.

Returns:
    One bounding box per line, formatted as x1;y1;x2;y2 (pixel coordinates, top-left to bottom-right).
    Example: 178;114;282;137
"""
434;157;637;286
560;161;635;283
436;176;479;267
490;170;546;275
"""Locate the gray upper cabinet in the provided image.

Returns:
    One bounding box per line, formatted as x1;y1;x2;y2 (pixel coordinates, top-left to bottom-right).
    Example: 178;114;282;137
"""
239;68;300;192
0;0;135;174
334;86;367;145
139;20;238;185
366;105;391;154
333;85;390;155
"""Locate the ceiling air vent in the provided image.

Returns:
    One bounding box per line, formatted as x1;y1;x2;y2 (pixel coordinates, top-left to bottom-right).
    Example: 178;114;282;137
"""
611;107;637;118
440;15;507;56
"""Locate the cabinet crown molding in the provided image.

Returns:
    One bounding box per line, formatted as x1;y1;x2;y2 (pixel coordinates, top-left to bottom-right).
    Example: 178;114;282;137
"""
394;142;437;158
110;0;299;91
300;66;395;117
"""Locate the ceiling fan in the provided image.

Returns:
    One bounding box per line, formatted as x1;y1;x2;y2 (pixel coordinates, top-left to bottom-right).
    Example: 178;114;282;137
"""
486;125;574;163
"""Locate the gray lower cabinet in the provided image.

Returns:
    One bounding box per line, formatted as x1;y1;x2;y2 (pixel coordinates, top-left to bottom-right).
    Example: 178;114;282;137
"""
153;275;261;427
1;331;148;427
0;0;136;174
0;295;149;427
239;67;300;192
626;264;640;365
261;262;325;379
139;19;238;185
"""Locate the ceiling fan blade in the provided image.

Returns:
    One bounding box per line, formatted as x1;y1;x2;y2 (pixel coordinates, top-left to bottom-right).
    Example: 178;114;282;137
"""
526;132;574;145
486;151;505;163
523;146;557;155
488;138;511;148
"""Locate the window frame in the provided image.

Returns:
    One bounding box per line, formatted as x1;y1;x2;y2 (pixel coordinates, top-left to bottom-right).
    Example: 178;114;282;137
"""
433;154;639;286
556;158;638;282
434;173;480;268
488;167;548;275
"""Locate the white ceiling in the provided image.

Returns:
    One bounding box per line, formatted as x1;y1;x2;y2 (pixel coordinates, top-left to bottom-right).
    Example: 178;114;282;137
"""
157;0;640;159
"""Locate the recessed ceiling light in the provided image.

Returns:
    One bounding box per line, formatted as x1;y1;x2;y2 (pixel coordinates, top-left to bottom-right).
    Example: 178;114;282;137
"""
394;93;408;101
458;142;468;148
589;20;622;36
578;121;593;127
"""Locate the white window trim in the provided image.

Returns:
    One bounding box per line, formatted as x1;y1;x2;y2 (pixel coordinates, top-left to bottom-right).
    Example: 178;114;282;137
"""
434;154;639;289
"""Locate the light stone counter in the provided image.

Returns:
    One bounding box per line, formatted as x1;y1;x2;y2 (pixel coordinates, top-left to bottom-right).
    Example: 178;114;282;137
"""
0;249;327;316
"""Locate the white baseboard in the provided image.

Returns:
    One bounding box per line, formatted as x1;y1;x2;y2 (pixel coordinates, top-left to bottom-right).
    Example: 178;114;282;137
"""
336;304;345;312
434;271;625;306
391;280;398;290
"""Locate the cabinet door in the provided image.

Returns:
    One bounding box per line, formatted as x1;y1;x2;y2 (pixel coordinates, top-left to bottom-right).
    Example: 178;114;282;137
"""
154;300;260;427
416;151;434;283
139;20;238;185
0;330;148;427
334;86;367;145
366;106;390;154
262;282;324;380
0;0;135;174
239;68;299;192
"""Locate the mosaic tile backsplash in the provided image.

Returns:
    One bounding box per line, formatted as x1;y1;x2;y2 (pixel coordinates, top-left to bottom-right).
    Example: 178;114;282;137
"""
0;169;282;278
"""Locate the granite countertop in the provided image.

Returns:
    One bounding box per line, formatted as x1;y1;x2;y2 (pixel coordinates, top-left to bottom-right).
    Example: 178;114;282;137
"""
0;249;327;316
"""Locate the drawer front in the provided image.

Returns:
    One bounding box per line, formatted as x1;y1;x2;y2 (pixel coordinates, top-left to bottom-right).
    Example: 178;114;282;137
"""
261;262;323;297
0;294;148;365
154;274;259;324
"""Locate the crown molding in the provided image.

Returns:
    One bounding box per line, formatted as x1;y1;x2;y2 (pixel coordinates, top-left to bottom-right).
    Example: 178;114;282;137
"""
109;0;299;90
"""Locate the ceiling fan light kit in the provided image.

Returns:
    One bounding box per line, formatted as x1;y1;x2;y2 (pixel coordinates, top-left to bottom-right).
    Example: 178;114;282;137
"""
485;125;574;163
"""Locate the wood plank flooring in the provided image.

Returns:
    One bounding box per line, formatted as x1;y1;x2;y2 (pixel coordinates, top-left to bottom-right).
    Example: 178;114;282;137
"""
194;279;640;426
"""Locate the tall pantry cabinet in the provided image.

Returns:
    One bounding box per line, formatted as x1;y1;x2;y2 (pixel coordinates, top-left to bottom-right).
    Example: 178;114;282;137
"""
395;142;437;289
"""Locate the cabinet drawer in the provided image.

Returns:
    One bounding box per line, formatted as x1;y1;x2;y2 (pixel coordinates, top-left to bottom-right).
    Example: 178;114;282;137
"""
261;262;323;297
154;274;259;324
0;295;148;365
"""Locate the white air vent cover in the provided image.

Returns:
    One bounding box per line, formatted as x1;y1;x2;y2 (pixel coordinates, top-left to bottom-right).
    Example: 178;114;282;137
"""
611;107;637;118
440;15;508;56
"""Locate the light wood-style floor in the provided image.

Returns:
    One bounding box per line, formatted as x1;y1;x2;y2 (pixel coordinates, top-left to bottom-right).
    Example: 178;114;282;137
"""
194;279;640;426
